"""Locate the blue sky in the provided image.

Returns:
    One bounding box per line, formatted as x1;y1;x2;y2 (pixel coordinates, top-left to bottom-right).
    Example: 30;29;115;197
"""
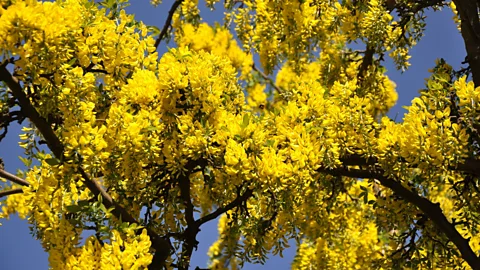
0;1;466;269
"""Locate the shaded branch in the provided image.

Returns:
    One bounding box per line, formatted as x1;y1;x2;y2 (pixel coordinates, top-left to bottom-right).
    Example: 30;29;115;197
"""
0;65;171;268
252;64;283;94
341;154;480;176
178;167;198;270
357;44;375;81
176;159;213;270
0;65;64;156
154;0;183;49
390;214;428;265
175;162;253;270
452;0;480;87
0;188;23;198
317;166;480;269
0;110;26;142
196;188;253;227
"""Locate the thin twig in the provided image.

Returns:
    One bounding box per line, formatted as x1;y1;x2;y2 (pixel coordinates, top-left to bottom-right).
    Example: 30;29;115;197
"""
196;188;253;227
252;64;283;94
154;0;183;49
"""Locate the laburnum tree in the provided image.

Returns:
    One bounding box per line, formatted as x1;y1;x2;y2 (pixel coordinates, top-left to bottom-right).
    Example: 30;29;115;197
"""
1;0;480;269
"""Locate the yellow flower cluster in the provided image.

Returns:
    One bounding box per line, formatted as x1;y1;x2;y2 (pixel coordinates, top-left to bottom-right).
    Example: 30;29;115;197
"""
0;0;156;120
65;229;152;270
449;2;462;32
208;212;241;270
226;0;413;74
377;61;470;172
174;22;253;78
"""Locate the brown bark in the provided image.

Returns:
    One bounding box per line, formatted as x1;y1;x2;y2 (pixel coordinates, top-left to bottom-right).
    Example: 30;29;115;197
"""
0;65;171;269
318;163;480;269
452;0;480;87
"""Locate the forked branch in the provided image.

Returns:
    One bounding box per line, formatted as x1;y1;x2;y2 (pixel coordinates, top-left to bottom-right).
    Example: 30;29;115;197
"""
0;65;171;268
318;165;480;269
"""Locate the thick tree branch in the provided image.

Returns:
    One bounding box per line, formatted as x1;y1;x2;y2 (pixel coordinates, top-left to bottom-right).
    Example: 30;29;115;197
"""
178;169;198;270
0;169;30;186
177;158;253;270
357;44;375;80
452;0;480;87
0;65;64;156
0;188;23;198
341;154;480;176
0;65;170;268
154;0;183;50
318;166;480;269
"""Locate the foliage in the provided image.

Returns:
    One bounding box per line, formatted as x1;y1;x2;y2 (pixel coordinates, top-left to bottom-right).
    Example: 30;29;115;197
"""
0;0;480;269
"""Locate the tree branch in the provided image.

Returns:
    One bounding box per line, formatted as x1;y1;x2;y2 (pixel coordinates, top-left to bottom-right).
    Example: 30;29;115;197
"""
0;169;30;186
154;0;183;50
0;188;23;198
340;154;480;176
252;64;283;94
176;158;253;270
0;65;64;157
452;0;480;87
178;167;198;270
0;65;171;268
357;44;375;81
317;166;480;269
196;188;253;227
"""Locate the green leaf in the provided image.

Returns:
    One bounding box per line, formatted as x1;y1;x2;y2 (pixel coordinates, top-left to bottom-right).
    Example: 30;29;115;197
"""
241;114;250;129
147;25;161;36
378;65;387;73
265;140;275;147
67;219;82;226
99;204;107;214
45;158;61;166
67;58;77;66
19;156;32;167
66;205;82;213
234;134;243;142
106;0;115;9
359;191;367;204
77;200;90;207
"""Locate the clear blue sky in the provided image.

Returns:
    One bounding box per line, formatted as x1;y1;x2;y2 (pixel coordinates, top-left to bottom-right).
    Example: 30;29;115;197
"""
0;1;466;269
